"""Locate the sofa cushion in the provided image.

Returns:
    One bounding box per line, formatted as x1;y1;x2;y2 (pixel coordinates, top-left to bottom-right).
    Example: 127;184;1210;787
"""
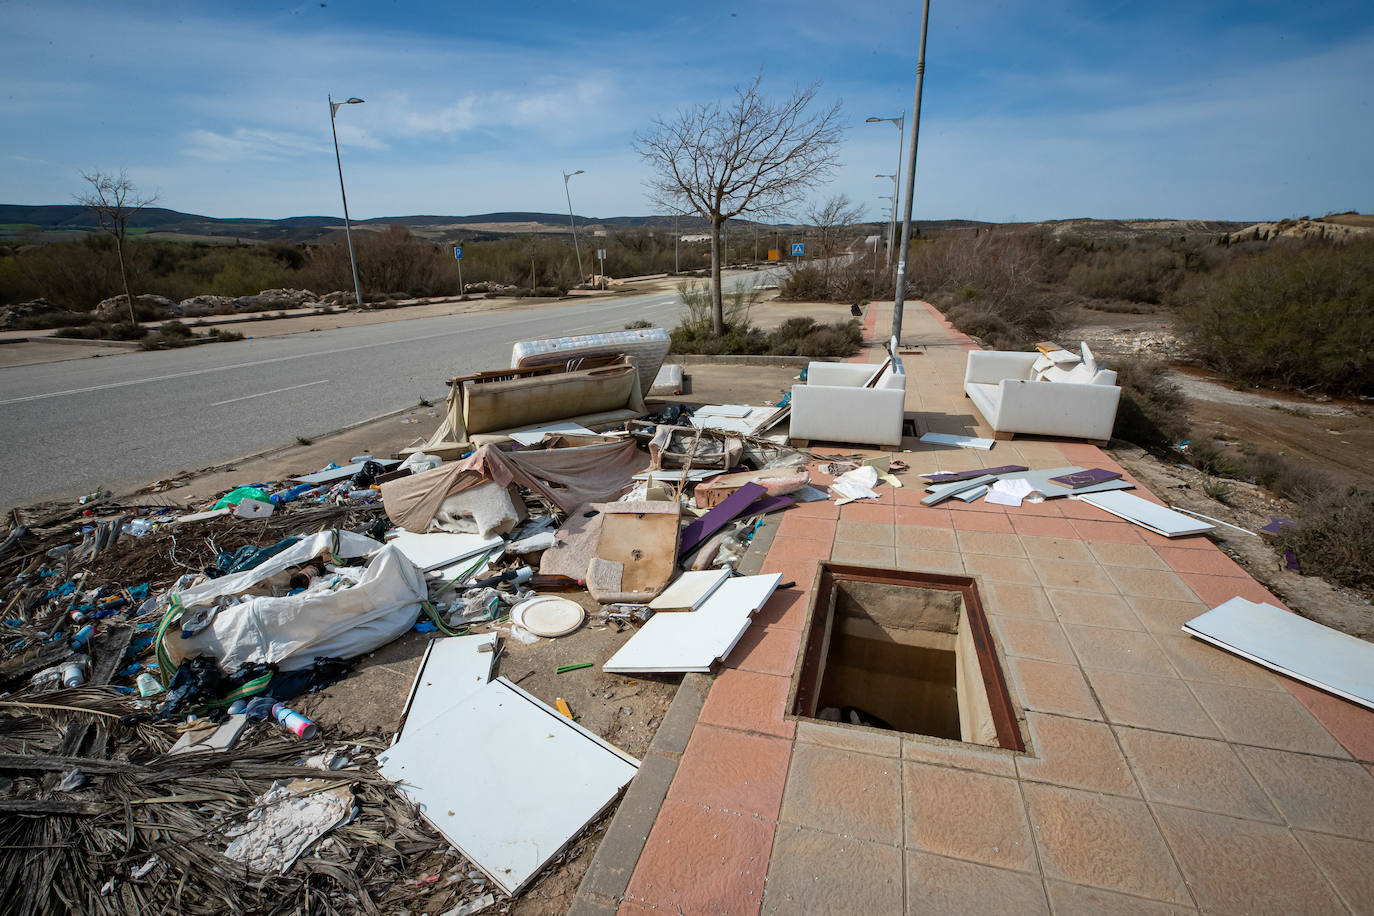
966;382;1001;427
1080;341;1098;376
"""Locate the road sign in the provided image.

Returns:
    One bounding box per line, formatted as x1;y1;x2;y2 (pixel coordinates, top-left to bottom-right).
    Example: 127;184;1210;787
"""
596;249;606;260
791;242;804;257
453;246;463;260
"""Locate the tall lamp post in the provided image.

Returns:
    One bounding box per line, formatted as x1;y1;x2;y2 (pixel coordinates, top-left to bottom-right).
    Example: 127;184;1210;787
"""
865;113;905;277
875;173;898;265
328;95;366;309
563;169;585;285
891;0;932;349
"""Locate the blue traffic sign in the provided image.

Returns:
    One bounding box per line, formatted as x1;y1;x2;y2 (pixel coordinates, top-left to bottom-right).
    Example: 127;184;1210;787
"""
791;242;804;257
453;246;463;260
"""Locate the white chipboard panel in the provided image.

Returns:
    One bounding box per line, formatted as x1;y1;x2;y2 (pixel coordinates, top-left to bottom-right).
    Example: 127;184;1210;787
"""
396;633;498;741
1077;490;1213;537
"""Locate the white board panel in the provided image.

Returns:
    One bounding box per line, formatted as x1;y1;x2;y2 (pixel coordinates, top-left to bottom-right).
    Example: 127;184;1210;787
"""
604;574;782;673
379;678;638;895
922;475;997;506
920;432;995;450
291;459;401;485
649;568;730;610
1076;490;1213;537
1183;598;1374;710
386;532;505;571
396;633;498;742
507;422;596;445
695;404;752;418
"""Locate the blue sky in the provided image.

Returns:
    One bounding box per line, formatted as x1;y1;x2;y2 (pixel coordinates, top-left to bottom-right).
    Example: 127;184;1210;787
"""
3;0;1371;222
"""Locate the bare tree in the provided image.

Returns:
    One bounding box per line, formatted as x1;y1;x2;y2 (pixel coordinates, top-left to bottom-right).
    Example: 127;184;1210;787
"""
75;170;157;324
637;74;843;334
804;193;866;288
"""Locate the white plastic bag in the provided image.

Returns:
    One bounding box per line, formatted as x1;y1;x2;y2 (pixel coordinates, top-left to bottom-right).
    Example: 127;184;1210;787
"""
830;465;880;502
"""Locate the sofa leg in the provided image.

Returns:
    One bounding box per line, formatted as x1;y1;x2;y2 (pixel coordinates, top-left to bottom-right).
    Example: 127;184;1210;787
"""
790;438;810;449
993;430;1016;441
1091;438;1112;448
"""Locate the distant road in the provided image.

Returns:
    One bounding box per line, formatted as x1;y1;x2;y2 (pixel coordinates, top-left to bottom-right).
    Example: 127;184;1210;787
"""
0;269;783;510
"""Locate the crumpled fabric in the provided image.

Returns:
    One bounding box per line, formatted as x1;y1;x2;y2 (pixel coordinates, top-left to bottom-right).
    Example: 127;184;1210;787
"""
223;780;355;874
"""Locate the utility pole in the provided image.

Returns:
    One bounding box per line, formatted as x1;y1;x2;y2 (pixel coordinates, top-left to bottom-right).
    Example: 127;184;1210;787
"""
891;0;931;350
328;94;366;309
673;213;679;274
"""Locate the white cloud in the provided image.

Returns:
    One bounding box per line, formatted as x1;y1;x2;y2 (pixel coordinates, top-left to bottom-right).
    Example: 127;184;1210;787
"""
184;128;329;162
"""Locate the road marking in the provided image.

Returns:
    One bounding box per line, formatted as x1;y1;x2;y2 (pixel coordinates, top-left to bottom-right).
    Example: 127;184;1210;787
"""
210;379;330;407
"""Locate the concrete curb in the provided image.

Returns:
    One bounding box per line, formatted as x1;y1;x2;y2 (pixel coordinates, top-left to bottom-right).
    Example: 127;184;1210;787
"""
675;353;837;368
0;336;142;349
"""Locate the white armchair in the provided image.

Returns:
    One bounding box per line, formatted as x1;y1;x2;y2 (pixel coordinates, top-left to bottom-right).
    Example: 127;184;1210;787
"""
789;359;906;449
963;350;1121;444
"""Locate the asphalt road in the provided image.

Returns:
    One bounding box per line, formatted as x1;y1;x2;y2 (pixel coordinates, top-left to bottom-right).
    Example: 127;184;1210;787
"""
0;270;781;510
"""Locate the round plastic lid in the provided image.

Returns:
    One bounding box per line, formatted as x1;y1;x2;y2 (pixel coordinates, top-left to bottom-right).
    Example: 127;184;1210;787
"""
512;595;586;637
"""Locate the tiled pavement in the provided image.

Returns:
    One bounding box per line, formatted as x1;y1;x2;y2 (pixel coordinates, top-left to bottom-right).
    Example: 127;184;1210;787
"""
590;301;1374;915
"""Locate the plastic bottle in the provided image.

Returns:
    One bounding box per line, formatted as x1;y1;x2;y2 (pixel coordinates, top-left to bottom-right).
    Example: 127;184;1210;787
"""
271;483;316;505
71;624;95;650
271;703;319;738
61;654;89;688
135;673;163;696
122;519;154;538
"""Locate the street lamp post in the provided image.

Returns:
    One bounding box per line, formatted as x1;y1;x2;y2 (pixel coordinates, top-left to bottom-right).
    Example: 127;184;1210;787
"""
865;112;906;279
328;94;366;309
892;0;932;349
563;170;585;286
875;173;898;265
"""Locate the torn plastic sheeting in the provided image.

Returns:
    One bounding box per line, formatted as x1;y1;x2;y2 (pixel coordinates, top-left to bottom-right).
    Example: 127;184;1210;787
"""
162;540;429;673
431;481;526;538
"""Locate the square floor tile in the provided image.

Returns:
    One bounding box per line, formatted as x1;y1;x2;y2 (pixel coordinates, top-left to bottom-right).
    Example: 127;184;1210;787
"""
1295;830;1374;916
625;799;774;913
956;529;1026;557
754;588;809;631
667;724;793;820
1088;542;1168;569
698;669;796;739
896;525;959;552
1237;745;1374;841
1284;680;1374;764
1063;626;1176;678
764;825;904;915
951;511;1016;534
1019;535;1093;563
1017;712;1138;796
767;536;832;564
796;719;901;758
895;505;954;527
1153;804;1346;915
724;624;802;677
836;519;896;546
831;541;896;566
1035;560;1118;594
840;502;895;524
1103;566;1195;602
1006;657;1103;720
1010;515;1079;539
905;851;1049;915
982;582;1056;620
1189;682;1350;757
1114;727;1279;822
1047;589;1141;630
963;553;1039;585
895;547;965;574
1085;670;1220;739
901;736;1018;778
1022;783;1189;904
1154;545;1248;577
991;616;1076;665
1175;572;1279;608
780;742;903;844
776;512;837;542
903;761;1037;872
1069;519;1146;543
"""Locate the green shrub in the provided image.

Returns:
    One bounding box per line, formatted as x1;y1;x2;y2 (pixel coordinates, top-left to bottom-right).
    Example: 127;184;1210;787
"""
1110;358;1190;451
1283;486;1374;592
1178;238;1374;395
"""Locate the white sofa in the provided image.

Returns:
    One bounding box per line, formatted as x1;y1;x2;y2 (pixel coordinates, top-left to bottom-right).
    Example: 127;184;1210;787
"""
790;359;906;449
963;350;1121;444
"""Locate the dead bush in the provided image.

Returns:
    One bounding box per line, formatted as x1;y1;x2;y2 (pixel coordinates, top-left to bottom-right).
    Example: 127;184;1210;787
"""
1111;358;1190;452
1283;486;1374;593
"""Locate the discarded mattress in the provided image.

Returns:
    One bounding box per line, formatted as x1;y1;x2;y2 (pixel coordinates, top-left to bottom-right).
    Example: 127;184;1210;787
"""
160;532;428;673
604;573;783;673
512;327;670;398
378;677;639;896
1183;598;1374;710
649;363;684;397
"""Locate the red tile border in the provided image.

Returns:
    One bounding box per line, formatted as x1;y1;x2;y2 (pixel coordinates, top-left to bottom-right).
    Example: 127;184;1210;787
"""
1010;515;1079;539
624;799;774;914
951;511;1015;533
1069;519;1146;544
754;588;810;631
1155;545;1248;577
895;505;955;528
840;502;896;523
1176;572;1286;609
698;668;797;739
1282;680;1374;763
724;624;803;677
665;724;793;820
775;513;838;542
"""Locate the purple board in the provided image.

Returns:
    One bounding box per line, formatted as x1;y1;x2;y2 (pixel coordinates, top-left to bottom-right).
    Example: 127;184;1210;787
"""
1260;515;1296;537
748;495;795;515
1048;468;1122;489
922;465;1028;484
678;482;766;556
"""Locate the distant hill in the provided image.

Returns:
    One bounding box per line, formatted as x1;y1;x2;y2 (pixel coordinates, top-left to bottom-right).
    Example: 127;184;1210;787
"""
0;204;1258;246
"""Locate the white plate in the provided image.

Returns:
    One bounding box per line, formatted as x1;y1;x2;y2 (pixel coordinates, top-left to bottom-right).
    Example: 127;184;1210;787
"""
512;595;586;637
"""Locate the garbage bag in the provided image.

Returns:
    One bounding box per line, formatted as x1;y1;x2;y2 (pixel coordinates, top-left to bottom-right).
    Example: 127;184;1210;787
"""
160;531;427;673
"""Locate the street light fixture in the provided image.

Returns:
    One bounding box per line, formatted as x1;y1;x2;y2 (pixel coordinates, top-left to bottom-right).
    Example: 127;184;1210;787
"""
563;170;585;285
328;95;366;309
875;173;898;265
865;113;906;281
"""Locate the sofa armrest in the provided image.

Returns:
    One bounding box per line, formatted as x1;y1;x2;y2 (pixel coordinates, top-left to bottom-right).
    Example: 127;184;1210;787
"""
964;351;1039;385
806;362;876;387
